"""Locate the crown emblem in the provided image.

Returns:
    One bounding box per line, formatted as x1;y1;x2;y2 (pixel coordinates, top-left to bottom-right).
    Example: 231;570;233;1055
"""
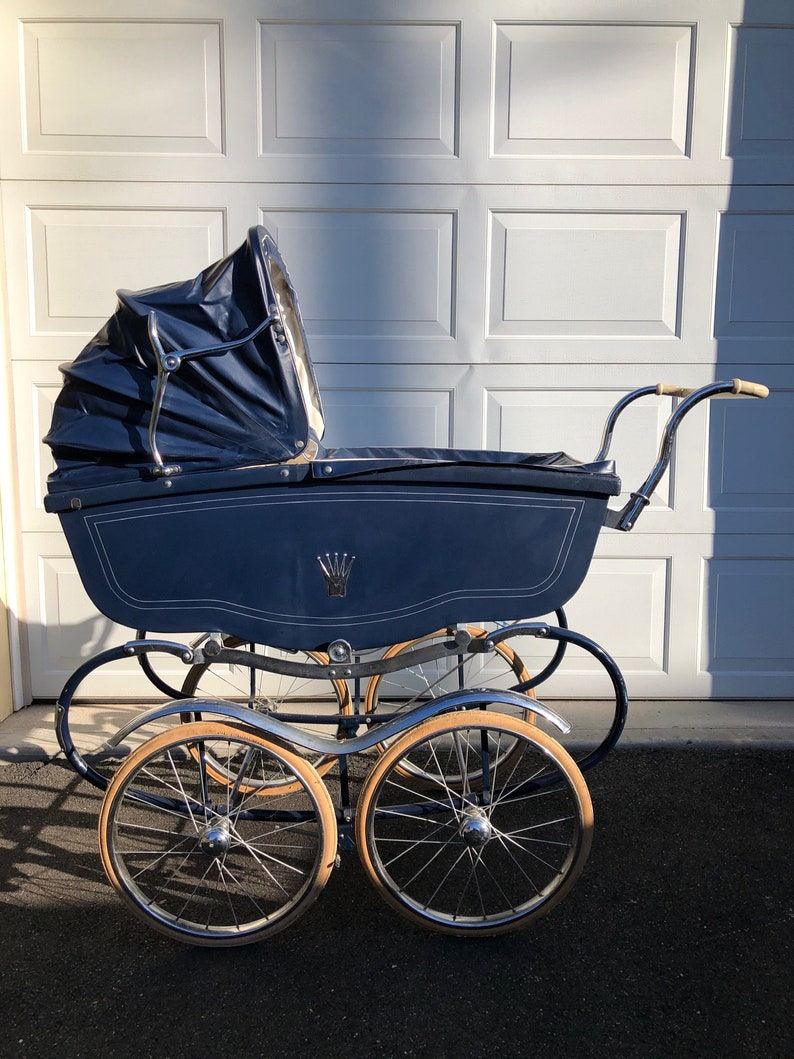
317;552;355;598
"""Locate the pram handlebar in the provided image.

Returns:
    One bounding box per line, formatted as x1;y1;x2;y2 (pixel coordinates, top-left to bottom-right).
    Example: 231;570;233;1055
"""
604;378;769;532
593;384;659;462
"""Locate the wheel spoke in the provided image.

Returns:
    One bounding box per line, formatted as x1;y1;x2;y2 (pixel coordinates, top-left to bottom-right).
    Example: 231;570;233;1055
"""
180;642;348;792
218;842;292;902
99;723;336;946
356;710;591;935
128;836;199;883
377;816;461;871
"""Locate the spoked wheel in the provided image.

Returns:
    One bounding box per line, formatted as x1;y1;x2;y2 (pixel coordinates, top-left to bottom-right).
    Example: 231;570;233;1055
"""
364;626;535;781
99;722;337;947
355;710;592;936
365;626;535;718
181;638;351;795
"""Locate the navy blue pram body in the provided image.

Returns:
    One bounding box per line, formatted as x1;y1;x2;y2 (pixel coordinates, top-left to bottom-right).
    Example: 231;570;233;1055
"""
44;227;620;651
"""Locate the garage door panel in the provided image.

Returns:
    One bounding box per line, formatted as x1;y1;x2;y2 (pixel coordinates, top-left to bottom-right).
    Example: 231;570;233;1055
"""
23;533;139;695
11;362;62;534
5;1;791;187
476;182;716;364
21;19;224;157
512;534;794;698
714;212;794;342
258;20;459;159
496;550;673;698
260;209;456;339
21;535;199;699
321;387;453;449
35;551;125;671
550;555;671;676
488;210;683;339
706;390;794;533
26;207;227;341
726;26;794;161
700;553;794;684
1;196;230;360
492;22;694;159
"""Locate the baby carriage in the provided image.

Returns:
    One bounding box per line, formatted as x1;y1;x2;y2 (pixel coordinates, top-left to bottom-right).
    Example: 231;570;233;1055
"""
44;226;768;946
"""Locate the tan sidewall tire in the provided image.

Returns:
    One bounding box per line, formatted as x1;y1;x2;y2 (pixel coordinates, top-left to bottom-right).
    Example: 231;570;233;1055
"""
355;709;592;936
99;721;338;946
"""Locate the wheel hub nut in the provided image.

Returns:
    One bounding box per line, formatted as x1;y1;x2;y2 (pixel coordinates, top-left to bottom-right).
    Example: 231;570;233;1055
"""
460;809;492;847
200;821;231;856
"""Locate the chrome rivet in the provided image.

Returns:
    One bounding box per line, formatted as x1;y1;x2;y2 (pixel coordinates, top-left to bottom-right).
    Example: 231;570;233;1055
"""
323;465;333;475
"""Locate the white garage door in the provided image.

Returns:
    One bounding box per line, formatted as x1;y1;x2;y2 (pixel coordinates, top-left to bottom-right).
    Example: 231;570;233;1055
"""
0;0;791;704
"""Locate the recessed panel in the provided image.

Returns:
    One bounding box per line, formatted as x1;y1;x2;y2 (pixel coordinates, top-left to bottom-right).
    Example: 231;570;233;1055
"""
259;21;458;156
484;388;673;507
701;558;794;673
726;27;794;158
492;23;693;157
23;535;203;698
21;20;223;154
321;389;452;448
260;210;455;338
506;556;670;676
12;364;62;532
37;553;117;670
26;544;142;698
27;208;226;335
565;556;670;672
714;214;794;338
488;212;683;337
708;390;793;511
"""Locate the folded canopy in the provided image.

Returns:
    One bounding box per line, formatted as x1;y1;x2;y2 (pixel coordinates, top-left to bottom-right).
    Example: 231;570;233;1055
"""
44;226;324;488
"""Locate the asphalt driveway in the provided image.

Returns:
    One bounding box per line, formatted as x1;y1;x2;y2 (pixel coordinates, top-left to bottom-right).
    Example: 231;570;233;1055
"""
0;747;791;1059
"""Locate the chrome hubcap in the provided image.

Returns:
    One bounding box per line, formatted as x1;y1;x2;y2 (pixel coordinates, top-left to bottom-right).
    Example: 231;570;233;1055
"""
460;809;492;847
199;819;231;856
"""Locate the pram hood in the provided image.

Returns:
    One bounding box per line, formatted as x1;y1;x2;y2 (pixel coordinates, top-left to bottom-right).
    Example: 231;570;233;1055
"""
44;226;324;487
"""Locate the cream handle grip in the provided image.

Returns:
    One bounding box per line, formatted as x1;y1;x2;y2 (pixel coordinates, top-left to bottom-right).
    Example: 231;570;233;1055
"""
655;384;696;397
656;379;769;399
730;378;769;398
